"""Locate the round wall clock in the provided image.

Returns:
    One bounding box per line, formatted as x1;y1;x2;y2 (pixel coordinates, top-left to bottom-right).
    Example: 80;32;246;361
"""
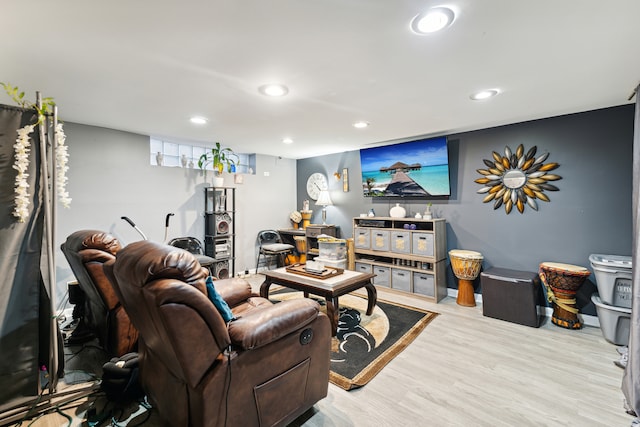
306;173;328;200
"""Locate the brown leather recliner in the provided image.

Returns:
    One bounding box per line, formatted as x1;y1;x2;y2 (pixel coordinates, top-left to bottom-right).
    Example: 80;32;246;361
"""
103;240;331;427
60;230;138;356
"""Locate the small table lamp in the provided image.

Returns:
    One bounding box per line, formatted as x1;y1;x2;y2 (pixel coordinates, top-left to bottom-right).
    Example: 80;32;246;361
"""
315;190;333;225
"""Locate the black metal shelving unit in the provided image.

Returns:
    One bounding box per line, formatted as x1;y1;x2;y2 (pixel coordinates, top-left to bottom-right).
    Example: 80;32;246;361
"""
204;187;235;279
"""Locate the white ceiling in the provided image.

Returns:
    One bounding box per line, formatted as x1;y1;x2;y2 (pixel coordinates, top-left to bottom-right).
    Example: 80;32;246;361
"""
1;1;639;159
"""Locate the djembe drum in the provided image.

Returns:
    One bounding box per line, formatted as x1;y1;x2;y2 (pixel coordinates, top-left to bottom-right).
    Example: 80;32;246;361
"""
539;262;591;329
449;249;484;307
294;236;307;264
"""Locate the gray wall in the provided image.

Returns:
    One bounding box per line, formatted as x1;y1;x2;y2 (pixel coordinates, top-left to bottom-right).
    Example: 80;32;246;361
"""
56;123;297;299
297;105;635;312
55;104;634;315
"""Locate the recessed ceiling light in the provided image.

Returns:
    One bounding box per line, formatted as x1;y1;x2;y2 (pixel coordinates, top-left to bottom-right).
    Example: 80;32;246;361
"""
470;89;500;101
258;84;289;97
282;138;294;144
353;121;370;129
410;7;455;34
189;116;208;125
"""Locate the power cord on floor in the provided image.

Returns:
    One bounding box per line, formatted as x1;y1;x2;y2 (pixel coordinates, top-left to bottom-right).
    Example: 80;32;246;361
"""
25;406;72;427
12;387;46;427
12;383;102;427
224;345;232;427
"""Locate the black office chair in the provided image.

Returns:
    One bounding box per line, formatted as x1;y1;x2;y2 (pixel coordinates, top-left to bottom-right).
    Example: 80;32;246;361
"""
168;237;216;274
256;230;295;271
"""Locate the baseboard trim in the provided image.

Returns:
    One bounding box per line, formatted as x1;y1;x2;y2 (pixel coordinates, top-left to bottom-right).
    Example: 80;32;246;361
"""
445;288;600;328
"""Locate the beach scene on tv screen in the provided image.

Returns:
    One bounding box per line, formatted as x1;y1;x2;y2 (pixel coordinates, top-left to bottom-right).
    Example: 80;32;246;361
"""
360;136;450;197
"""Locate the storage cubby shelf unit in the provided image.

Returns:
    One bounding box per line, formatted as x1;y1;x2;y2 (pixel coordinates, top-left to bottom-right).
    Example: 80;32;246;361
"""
352;216;447;302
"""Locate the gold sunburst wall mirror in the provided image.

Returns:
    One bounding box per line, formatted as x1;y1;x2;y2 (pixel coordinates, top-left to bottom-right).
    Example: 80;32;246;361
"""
475;144;561;214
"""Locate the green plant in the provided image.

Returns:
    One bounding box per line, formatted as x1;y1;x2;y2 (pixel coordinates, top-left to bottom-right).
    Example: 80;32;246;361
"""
198;142;238;174
365;177;376;193
1;82;56;124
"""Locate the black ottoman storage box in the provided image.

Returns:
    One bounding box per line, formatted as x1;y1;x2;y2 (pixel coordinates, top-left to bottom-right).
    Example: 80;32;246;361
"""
480;267;543;327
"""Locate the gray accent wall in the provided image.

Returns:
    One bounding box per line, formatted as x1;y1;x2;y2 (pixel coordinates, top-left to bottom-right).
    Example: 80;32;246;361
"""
56;123;297;299
297;105;634;314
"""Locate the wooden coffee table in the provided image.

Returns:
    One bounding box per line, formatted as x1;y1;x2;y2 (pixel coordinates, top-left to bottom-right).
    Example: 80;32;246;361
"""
260;267;377;336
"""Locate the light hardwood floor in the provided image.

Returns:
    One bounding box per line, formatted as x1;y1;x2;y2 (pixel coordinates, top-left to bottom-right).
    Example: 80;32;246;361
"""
300;285;633;427
22;274;635;426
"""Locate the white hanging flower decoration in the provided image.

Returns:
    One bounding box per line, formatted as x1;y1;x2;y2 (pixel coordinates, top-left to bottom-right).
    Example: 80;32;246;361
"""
12;124;35;222
3;83;70;222
55;123;71;208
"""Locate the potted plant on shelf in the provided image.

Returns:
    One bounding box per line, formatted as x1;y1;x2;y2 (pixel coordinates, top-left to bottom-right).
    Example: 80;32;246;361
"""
424;202;433;220
198;142;238;187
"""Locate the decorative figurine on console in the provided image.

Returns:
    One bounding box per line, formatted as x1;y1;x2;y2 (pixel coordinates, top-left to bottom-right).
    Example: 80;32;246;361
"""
301;199;312;229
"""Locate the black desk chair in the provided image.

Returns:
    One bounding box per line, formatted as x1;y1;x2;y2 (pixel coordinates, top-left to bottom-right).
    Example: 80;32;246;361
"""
168;237;216;275
256;230;294;271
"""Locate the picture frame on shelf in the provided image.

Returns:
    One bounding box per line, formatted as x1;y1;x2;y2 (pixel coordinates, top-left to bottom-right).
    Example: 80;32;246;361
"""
342;168;349;192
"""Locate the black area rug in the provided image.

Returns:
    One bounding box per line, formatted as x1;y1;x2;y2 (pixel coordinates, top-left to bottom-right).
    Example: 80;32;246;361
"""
271;290;439;390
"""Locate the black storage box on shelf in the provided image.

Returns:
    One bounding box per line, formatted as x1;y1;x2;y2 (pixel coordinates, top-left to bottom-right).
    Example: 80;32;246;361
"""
480;267;543;328
358;219;387;228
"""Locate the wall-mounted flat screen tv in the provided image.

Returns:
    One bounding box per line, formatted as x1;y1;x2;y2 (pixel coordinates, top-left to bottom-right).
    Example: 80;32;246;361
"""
359;136;450;197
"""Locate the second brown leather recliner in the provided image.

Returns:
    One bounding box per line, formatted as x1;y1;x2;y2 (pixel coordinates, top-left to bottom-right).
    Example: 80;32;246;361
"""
61;230;138;356
104;240;331;427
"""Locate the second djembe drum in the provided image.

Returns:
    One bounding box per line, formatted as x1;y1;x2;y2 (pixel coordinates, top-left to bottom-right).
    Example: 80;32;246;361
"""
539;262;591;329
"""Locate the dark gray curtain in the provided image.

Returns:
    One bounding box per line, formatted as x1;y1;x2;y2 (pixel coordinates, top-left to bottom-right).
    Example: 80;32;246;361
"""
0;105;44;409
623;86;640;416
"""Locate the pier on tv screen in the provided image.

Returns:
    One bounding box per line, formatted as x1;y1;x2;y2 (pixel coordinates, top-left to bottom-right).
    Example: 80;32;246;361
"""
359;136;451;197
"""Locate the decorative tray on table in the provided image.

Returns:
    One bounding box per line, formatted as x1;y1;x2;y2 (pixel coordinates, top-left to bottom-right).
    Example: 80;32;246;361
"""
285;264;344;280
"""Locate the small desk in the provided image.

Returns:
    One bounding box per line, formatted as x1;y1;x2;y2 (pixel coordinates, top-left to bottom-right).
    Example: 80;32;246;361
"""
278;228;306;259
277;228;305;237
260;267;377;336
278;229;305;247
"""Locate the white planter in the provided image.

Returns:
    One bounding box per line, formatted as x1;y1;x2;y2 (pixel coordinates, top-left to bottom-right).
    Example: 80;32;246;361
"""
424;206;433;220
213;176;224;187
389;203;406;218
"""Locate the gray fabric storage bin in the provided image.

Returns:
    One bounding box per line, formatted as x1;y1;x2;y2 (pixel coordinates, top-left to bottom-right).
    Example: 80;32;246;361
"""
390;231;411;254
411;232;434;257
480;267;543;328
391;268;411;292
354;228;371;249
371;230;390;251
355;262;372;273
372;265;390;287
413;272;435;297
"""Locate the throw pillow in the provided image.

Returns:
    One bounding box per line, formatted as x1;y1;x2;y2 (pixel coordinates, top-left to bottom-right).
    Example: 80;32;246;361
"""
205;276;235;322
